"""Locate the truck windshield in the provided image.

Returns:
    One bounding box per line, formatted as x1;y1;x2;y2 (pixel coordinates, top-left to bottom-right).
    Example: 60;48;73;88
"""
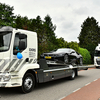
94;50;100;56
0;32;12;51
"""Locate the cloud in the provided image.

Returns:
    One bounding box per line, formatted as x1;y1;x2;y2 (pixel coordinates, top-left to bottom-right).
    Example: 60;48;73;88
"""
73;7;89;15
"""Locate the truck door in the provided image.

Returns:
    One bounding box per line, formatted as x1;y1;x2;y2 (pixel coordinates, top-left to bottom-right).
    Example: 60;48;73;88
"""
12;33;28;72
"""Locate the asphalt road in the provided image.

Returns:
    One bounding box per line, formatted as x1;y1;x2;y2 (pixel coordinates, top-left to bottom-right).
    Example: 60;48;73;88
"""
0;68;100;100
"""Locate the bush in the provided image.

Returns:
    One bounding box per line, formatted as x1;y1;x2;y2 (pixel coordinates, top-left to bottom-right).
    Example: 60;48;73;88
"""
79;47;91;64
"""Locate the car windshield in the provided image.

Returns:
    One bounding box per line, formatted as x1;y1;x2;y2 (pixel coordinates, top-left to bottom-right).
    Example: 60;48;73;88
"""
0;32;12;51
51;49;71;53
94;50;100;56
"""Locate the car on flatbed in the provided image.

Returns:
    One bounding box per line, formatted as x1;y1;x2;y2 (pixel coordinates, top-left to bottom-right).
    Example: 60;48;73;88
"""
41;48;83;65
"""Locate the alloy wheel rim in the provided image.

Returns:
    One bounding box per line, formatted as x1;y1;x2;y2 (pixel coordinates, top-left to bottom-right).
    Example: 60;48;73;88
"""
24;77;33;90
72;71;75;78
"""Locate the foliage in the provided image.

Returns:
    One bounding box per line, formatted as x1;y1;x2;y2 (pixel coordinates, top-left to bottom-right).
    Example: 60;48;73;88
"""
78;17;100;47
0;3;15;26
56;37;68;48
44;14;56;42
79;47;91;64
14;15;30;29
67;42;79;52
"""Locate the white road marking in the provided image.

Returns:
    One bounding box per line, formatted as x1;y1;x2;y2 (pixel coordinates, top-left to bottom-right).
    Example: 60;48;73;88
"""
58;96;66;100
73;88;81;92
94;79;98;81
85;82;91;86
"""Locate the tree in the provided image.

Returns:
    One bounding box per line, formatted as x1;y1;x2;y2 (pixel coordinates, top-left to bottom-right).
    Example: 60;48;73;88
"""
78;17;100;61
14;15;30;30
43;15;56;44
38;15;57;56
79;17;100;46
0;3;15;26
56;37;67;48
67;42;79;52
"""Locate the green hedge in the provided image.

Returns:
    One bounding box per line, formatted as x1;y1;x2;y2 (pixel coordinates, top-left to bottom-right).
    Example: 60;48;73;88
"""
79;47;91;64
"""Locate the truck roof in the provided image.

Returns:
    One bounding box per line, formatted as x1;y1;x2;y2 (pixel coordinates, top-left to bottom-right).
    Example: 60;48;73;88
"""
0;26;37;36
0;26;13;32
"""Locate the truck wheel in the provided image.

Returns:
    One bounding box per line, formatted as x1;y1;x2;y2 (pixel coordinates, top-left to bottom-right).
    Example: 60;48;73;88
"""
21;73;35;93
64;54;68;64
69;70;75;80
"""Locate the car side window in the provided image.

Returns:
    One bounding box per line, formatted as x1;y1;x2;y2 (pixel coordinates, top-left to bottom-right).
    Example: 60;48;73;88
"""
71;50;75;54
73;51;75;53
13;33;27;55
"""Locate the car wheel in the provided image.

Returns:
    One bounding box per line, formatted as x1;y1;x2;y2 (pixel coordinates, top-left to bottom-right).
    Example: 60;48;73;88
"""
64;54;68;64
69;70;75;80
79;58;83;65
21;73;35;93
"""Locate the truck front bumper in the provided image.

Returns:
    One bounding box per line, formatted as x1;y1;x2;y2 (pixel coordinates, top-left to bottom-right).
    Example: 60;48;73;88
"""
0;72;22;87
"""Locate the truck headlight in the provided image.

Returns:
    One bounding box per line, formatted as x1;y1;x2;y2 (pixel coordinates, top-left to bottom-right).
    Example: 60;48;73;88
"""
0;72;11;82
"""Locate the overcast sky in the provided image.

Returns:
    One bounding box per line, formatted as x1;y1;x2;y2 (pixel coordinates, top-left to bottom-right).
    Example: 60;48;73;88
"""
0;0;100;42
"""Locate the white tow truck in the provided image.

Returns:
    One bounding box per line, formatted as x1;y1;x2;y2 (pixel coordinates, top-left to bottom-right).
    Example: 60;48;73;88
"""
94;43;100;68
0;26;89;93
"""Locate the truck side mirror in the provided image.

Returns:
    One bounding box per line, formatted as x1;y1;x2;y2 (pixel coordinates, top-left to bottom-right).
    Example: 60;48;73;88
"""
19;41;25;50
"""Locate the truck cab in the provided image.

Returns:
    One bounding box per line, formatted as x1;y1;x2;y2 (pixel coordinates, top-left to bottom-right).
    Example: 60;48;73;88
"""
0;26;39;90
94;44;100;68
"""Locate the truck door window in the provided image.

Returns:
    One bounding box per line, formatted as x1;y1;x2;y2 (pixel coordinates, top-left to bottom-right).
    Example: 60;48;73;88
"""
13;33;27;55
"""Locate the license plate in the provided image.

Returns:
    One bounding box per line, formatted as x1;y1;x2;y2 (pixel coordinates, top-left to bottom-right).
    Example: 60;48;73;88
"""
45;56;51;59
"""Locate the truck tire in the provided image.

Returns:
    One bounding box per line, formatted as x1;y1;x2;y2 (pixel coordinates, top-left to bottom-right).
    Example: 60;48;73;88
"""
69;70;75;80
21;73;35;93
